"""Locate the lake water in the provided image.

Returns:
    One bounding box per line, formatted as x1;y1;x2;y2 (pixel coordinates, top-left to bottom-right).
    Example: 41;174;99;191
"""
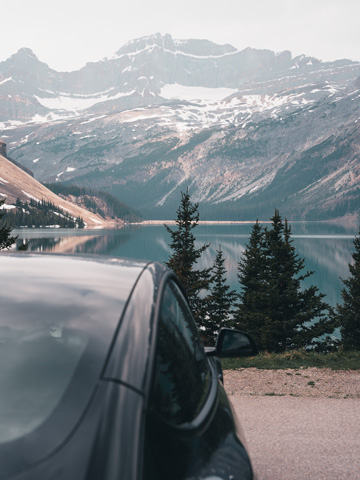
14;222;358;309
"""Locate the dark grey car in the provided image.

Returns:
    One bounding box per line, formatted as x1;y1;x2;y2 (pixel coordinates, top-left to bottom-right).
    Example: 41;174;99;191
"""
0;254;257;480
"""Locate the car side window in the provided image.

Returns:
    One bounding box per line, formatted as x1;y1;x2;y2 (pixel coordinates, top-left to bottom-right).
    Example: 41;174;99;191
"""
151;281;211;425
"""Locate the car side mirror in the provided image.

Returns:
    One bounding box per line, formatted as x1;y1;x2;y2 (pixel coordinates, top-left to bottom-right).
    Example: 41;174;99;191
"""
215;328;259;358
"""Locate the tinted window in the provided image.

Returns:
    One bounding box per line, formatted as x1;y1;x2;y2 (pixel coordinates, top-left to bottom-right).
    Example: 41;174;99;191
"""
152;281;211;425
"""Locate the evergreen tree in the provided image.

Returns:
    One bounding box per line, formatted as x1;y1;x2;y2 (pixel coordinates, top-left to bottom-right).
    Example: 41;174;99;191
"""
235;210;333;352
164;190;211;327
334;229;360;350
0;199;17;250
6;198;84;228
263;211;331;351
203;247;237;344
233;220;269;348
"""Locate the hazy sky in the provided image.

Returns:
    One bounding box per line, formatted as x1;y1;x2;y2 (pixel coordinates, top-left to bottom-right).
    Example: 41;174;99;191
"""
1;0;359;71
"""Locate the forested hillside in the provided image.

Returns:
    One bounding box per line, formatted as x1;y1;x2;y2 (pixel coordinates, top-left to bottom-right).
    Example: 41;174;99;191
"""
4;199;85;228
44;183;143;223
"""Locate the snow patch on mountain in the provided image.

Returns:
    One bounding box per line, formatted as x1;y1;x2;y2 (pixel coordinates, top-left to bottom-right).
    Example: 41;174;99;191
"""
0;203;15;209
31;112;70;124
33;95;93;112
22;191;40;202
0;77;12;85
111;43;239;62
34;90;137;112
160;84;238;102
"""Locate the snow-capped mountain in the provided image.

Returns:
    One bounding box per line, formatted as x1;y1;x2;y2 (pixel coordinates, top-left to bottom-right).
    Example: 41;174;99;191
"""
1;33;360;221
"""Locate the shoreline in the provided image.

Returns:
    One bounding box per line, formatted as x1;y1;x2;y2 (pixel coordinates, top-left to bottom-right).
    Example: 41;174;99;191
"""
132;219;357;226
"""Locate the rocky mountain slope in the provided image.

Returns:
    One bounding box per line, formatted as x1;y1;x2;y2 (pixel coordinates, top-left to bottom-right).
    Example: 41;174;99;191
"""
1;33;359;221
0;152;114;228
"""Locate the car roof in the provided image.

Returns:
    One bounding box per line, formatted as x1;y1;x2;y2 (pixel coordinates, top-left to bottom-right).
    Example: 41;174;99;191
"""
0;253;148;301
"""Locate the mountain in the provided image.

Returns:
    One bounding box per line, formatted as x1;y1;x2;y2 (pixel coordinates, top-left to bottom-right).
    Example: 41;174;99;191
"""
1;33;360;221
0;147;116;228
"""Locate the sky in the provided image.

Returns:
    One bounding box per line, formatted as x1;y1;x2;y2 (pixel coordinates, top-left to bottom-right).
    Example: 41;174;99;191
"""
1;0;359;72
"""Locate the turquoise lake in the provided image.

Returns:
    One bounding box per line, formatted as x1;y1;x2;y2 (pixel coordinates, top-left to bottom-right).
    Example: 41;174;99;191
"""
14;222;358;309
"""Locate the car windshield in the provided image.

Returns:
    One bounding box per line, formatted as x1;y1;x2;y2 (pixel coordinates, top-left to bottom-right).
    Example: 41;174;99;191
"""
0;255;144;449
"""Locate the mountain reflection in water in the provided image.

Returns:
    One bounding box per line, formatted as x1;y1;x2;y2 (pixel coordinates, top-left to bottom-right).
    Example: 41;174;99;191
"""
14;223;357;309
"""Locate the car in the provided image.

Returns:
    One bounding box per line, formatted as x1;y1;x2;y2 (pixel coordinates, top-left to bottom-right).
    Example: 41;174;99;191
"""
0;253;258;480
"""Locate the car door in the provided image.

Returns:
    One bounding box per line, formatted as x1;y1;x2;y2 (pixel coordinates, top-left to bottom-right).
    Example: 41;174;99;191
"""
143;278;253;480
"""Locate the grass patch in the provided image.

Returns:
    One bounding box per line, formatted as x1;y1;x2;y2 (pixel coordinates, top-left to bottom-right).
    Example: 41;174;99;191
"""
221;350;360;370
264;392;285;396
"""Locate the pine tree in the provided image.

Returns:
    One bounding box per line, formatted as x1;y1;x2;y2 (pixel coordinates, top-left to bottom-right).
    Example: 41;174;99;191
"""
164;190;211;327
263;211;330;351
233;220;270;349
335;229;360;350
0;199;17;250
235;211;333;352
6;198;85;228
203;247;237;344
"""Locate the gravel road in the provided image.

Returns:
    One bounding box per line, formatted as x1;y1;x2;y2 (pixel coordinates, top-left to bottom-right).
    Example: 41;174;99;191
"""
225;369;360;480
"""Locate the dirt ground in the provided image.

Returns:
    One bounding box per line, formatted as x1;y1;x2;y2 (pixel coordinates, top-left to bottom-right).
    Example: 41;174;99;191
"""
225;369;360;480
224;367;360;398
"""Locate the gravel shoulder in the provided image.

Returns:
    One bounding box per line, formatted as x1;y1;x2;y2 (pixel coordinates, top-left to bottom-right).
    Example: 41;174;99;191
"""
224;367;360;398
225;369;360;479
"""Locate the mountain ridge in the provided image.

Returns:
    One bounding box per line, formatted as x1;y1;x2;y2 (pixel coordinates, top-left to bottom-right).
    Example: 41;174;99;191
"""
2;33;359;121
1;33;359;222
